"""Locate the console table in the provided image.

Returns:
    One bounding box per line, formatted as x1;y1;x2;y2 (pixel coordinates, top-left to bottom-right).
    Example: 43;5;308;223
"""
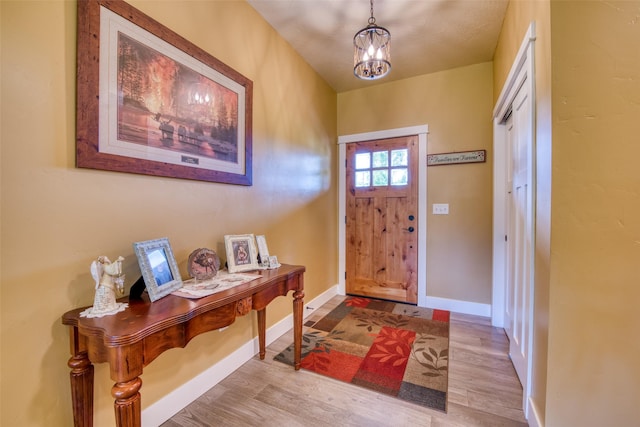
62;264;305;427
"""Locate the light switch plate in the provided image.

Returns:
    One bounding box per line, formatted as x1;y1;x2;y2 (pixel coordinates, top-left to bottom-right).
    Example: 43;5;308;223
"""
433;203;449;215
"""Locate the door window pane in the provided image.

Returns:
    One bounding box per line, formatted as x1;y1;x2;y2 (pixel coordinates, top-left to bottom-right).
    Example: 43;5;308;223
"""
390;168;408;185
372;170;388;186
355;171;370;187
372;151;388;168
355;153;370;169
391;149;408;166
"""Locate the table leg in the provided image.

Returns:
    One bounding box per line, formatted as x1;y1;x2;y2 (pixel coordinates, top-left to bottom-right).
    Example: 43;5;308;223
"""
112;377;142;427
257;308;266;360
293;288;305;370
68;352;94;427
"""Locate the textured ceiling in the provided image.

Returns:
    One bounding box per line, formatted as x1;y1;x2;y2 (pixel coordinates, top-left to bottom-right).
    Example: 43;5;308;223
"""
247;0;509;92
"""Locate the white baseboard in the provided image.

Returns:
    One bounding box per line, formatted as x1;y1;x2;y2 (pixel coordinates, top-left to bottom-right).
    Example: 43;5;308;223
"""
301;285;339;319
424;295;491;317
142;285;339;427
527;396;542;427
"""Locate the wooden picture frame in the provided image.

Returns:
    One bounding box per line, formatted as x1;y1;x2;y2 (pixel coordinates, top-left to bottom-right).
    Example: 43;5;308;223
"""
76;0;253;185
133;237;183;301
224;234;260;273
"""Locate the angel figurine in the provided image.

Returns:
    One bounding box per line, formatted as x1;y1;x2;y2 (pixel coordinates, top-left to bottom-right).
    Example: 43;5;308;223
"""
80;255;128;318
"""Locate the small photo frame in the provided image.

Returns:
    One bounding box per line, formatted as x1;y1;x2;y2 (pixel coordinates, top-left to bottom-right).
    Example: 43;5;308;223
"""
224;234;260;273
133;237;183;301
255;235;270;265
268;255;281;269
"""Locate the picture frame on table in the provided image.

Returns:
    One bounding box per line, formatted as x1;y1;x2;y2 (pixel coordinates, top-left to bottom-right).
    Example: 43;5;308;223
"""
268;255;281;269
76;0;253;185
133;237;183;301
224;234;260;273
255;235;270;266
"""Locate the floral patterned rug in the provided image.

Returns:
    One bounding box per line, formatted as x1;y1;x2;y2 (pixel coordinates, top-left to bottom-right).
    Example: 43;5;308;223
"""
274;296;450;412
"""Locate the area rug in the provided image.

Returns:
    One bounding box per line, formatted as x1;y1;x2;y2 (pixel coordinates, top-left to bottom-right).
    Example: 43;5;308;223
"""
274;296;450;412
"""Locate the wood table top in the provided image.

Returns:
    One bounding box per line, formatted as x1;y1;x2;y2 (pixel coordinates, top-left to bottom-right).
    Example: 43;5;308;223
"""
62;264;305;346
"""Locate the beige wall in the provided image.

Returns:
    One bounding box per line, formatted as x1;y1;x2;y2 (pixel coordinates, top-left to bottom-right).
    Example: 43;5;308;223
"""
338;63;495;305
0;1;337;426
494;1;640;426
547;1;640;425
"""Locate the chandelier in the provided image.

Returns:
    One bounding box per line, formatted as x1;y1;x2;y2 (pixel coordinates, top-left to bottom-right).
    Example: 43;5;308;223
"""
353;0;391;80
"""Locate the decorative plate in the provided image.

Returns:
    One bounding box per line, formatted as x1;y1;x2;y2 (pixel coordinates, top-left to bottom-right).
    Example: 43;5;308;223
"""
187;248;220;280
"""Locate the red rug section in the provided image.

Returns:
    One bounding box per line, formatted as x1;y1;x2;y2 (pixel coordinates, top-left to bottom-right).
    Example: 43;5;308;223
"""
302;326;418;392
354;326;416;394
301;348;362;383
344;297;372;308
433;309;450;322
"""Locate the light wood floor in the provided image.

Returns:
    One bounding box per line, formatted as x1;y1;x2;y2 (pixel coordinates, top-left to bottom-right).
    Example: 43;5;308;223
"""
162;296;528;427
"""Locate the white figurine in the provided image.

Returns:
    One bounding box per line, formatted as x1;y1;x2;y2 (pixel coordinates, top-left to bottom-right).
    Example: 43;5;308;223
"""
80;255;128;318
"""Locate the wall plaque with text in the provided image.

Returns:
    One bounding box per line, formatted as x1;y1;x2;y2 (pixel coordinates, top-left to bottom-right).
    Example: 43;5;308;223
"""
427;150;486;166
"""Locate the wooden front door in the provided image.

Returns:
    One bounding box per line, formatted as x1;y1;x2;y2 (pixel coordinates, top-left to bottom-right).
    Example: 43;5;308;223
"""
345;135;418;304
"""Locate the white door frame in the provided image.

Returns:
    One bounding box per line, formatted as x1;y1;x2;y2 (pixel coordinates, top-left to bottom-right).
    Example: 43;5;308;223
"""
338;125;429;307
491;22;536;417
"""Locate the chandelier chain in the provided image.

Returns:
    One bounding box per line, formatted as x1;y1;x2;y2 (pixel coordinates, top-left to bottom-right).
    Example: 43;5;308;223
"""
368;0;376;25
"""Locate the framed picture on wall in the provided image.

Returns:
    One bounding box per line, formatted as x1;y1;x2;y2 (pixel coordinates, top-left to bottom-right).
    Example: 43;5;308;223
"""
133;237;183;301
76;0;253;185
224;234;260;273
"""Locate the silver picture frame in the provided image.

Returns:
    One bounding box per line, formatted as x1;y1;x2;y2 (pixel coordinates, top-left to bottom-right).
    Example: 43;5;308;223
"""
133;237;183;301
